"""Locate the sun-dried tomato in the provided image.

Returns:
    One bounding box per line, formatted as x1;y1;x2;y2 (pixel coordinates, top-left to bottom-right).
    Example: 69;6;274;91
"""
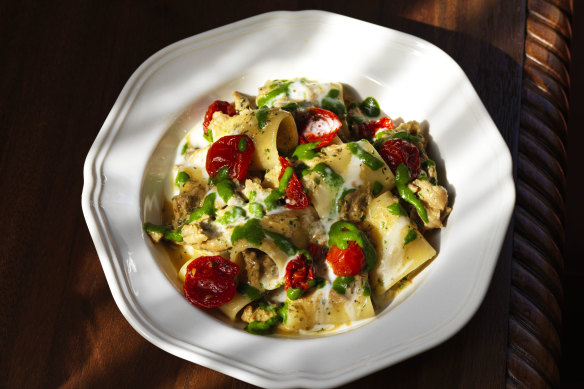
202;100;236;136
278;157;309;209
297;108;342;147
359;116;393;140
377;138;420;179
206;134;255;181
326;241;365;276
183;256;239;309
284;255;314;290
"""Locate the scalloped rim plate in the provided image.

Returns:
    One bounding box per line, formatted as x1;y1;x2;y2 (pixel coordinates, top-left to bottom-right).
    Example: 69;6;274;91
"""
82;10;515;388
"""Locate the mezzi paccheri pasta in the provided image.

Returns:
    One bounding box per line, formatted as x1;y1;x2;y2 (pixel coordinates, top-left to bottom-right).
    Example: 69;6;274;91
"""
144;78;451;335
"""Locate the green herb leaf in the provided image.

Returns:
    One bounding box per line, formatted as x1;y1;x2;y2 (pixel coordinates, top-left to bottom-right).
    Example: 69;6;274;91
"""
143;222;183;242
217;206;246;225
257;81;293;108
238;137;248;152
332;276;355;295
175;171;190;187
231;218;265;246
256;106;270;129
237;283;261;300
387;203;408;216
189;193;217;222
372;181;383;195
291;142;320;160
347;142;384;170
403;229;418;246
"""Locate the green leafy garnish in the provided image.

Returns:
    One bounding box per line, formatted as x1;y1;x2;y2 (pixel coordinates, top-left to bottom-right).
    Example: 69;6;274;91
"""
372;181;383;195
332;276;355;295
189;193;217;222
217;206;246;225
143;223;183;242
175;171;190;187
291;142;320;160
347;142;384;170
387;203;408;216
403;229;418;246
282;102;299;112
256;106;270;129
237;283;261;300
231;218;265;246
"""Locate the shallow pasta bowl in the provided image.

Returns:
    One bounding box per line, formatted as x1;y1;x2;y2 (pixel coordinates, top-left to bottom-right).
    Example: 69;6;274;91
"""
82;10;515;388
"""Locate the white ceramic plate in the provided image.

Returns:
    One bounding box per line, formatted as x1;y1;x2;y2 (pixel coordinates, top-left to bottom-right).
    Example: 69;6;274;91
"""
82;10;515;388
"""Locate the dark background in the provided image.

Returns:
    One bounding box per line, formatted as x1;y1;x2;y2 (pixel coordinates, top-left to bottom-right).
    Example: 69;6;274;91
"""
0;1;581;387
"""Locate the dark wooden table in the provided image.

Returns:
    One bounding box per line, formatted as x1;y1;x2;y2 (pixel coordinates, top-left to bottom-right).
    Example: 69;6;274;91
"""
1;1;576;387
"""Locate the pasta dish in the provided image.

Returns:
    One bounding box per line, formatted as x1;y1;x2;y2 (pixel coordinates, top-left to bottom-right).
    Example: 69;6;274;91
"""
144;78;450;335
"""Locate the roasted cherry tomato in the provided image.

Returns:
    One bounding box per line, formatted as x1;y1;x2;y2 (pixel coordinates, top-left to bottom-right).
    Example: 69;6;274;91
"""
206;134;255;181
326;241;365;276
279;157;309;209
377;138;420;179
284;255;314;290
359;116;393;139
308;243;327;262
202;100;236;136
297;108;342;147
183;256;240;309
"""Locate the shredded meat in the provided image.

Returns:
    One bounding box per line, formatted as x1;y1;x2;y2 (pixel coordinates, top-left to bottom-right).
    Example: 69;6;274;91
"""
339;189;372;223
239;249;277;290
408;179;450;229
241;305;276;323
171;181;207;228
181;215;231;252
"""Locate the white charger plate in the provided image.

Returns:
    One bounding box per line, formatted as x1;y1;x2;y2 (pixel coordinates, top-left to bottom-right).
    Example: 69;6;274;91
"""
82;10;515;388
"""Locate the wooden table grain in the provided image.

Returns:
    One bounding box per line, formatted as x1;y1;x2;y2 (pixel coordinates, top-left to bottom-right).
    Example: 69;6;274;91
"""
0;1;572;388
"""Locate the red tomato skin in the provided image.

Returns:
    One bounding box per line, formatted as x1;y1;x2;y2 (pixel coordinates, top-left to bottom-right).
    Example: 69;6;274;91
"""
183;256;240;309
278;157;309;209
359;116;393;140
284;255;314;290
308;243;327;262
298;108;342;147
377;138;420;178
203;100;236;135
326;241;365;276
206;135;255;181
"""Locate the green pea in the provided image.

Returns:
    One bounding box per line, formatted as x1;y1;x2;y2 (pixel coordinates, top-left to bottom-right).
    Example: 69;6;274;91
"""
286;288;304;300
360;97;380;117
248;202;264;218
175;171;190;187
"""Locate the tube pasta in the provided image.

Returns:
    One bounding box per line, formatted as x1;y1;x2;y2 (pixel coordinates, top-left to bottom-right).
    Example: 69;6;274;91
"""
365;192;436;294
230;237;290;291
284;276;374;331
207;108;298;170
218;293;253;321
